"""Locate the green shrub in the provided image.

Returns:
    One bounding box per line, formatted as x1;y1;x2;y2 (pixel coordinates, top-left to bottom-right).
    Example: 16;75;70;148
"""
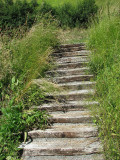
37;0;98;28
75;0;98;27
38;1;56;16
0;99;49;159
56;3;76;28
0;0;98;30
56;0;98;28
0;0;38;31
0;103;23;159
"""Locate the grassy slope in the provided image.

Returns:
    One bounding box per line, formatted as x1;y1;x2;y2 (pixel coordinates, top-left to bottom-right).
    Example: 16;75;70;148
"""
1;0;120;159
88;0;120;159
0;0;97;159
0;18;59;159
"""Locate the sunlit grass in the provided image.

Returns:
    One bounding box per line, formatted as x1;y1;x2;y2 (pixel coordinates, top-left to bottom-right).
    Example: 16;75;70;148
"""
27;0;82;6
88;4;120;159
95;0;120;17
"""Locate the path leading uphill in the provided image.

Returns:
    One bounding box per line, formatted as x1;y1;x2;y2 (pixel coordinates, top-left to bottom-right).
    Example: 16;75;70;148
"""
22;43;104;160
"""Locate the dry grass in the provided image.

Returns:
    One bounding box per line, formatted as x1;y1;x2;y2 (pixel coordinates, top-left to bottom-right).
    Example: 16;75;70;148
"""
58;28;88;44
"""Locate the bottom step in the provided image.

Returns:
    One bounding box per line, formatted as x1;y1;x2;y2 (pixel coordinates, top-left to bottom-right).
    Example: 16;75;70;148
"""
23;154;104;160
23;138;102;156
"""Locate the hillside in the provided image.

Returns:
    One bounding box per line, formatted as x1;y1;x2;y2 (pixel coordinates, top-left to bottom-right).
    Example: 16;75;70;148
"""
0;0;120;159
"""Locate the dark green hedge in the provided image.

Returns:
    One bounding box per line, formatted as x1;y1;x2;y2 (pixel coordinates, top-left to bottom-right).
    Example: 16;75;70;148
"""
0;0;98;30
38;0;98;28
0;0;38;30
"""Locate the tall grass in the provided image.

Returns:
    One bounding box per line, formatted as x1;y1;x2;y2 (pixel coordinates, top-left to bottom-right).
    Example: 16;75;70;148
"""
0;17;59;159
88;2;120;159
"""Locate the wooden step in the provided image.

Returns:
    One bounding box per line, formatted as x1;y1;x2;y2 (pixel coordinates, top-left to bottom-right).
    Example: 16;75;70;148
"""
53;50;90;58
57;62;88;69
59;81;96;90
23;137;102;156
60;43;85;48
51;75;94;83
46;67;90;77
28;123;98;138
56;56;89;64
53;89;95;101
35;101;99;112
55;46;86;53
50;111;93;123
23;154;104;160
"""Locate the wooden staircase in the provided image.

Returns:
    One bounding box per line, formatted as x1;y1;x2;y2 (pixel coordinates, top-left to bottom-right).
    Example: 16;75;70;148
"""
22;43;104;160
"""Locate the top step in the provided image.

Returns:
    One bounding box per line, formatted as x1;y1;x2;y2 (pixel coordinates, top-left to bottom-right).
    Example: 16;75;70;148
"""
55;47;86;53
55;44;86;53
53;50;90;58
60;43;85;48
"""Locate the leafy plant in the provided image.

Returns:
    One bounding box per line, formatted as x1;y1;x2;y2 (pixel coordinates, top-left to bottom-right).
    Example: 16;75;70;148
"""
0;97;49;159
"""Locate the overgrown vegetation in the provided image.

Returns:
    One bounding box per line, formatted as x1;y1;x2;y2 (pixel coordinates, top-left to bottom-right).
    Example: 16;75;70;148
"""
88;1;120;159
0;0;99;159
0;0;38;31
0;0;98;31
0;14;59;159
38;0;98;28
